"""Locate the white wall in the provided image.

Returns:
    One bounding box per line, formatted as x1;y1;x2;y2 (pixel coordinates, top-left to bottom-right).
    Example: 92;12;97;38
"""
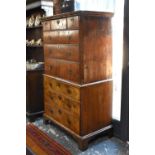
112;0;124;120
74;0;124;121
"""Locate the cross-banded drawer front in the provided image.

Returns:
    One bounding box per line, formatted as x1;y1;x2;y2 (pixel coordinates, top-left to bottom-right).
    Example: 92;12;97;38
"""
44;75;80;101
44;103;80;134
67;16;79;29
44;90;80;116
45;59;80;83
43;30;79;44
51;18;67;30
44;44;79;62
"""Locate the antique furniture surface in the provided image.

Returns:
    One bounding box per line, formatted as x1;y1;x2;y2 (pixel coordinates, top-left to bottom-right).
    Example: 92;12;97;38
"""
42;11;113;150
26;1;52;121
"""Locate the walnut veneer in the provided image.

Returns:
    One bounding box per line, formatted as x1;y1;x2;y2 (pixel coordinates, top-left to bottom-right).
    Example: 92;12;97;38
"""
42;11;113;150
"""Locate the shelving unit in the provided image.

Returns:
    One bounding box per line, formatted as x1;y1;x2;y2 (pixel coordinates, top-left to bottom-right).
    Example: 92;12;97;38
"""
26;45;43;48
26;0;53;121
26;25;42;29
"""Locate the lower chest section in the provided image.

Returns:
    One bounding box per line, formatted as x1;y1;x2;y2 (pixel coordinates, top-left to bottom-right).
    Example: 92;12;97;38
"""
44;75;80;134
43;75;112;136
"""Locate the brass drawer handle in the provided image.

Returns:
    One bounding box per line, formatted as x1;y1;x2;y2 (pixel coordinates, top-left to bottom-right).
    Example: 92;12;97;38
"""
57;20;60;24
50;109;54;114
58;95;62;100
67;89;71;94
50;96;53;100
49;83;53;88
58;109;62;114
66;102;71;109
57;83;61;88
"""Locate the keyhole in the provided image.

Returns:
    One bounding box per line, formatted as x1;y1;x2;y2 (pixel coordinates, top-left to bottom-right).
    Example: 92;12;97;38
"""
50;96;53;100
49;83;53;88
67;102;71;109
50;109;53;114
67;89;71;94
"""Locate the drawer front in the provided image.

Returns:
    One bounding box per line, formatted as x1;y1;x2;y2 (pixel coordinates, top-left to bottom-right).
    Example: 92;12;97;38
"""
43;21;51;31
44;104;80;134
44;75;80;101
43;30;79;44
43;31;59;44
44;44;79;62
44;90;80;116
67;16;79;29
45;59;80;83
51;18;66;30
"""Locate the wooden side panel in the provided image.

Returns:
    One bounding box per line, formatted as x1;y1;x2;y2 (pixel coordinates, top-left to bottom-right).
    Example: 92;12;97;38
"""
81;16;112;83
80;81;112;136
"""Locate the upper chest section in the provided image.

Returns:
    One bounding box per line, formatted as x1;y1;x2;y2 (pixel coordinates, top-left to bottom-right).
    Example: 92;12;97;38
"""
43;15;79;31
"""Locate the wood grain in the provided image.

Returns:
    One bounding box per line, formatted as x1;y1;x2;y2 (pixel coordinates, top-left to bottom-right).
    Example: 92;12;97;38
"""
42;11;113;149
44;75;80;101
44;44;79;62
80;81;113;135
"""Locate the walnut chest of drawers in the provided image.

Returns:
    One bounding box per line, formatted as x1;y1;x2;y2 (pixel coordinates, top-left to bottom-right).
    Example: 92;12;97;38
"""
42;11;113;150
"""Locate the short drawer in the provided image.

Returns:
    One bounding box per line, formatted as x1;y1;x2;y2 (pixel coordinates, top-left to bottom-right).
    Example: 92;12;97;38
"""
44;90;80;116
44;104;80;134
43;21;51;31
51;18;66;30
67;16;79;29
43;30;79;44
44;44;80;62
44;75;80;101
45;59;80;83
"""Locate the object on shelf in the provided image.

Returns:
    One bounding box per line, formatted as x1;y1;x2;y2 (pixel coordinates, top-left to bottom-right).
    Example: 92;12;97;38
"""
35;38;42;46
26;39;30;46
61;0;74;13
26;60;44;70
26;38;42;46
29;39;35;45
28;15;35;27
34;14;42;26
